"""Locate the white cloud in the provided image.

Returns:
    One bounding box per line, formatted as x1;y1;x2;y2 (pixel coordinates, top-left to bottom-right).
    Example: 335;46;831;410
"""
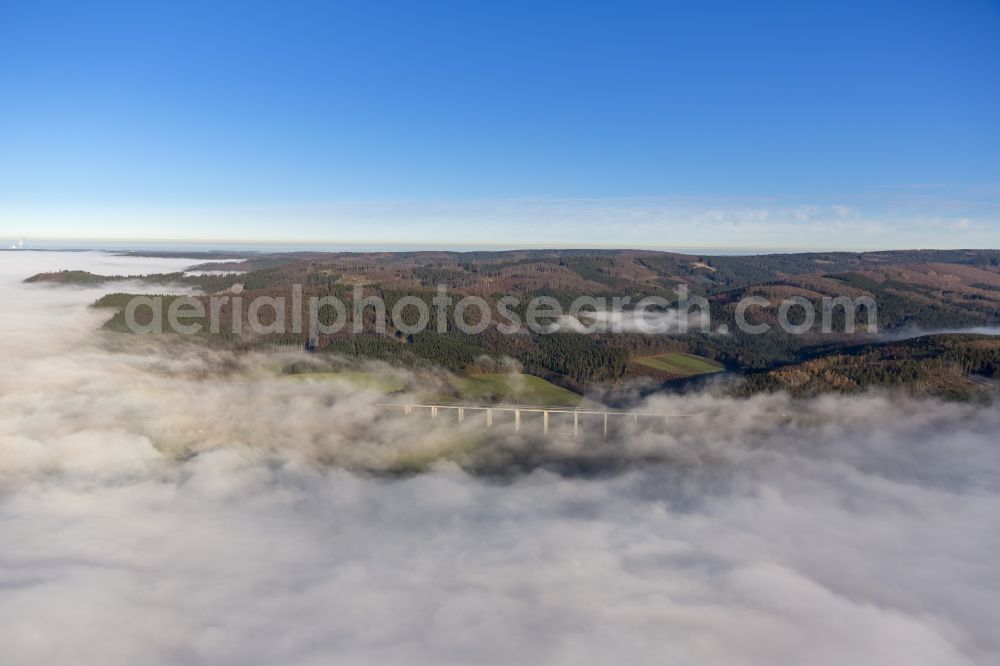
554;309;708;334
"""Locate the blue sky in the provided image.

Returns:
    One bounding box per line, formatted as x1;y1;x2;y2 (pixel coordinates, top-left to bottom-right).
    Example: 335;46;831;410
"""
1;0;999;249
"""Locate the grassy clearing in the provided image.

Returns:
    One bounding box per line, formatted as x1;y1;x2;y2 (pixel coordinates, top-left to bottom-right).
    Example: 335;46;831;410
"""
284;370;580;406
454;373;582;407
286;372;408;393
634;353;723;376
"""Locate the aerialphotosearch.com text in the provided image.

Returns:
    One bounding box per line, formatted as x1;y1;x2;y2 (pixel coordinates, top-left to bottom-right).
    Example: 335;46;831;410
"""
123;284;879;338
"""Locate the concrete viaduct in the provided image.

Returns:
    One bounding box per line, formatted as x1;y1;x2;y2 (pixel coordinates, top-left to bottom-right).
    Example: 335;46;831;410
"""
377;402;693;438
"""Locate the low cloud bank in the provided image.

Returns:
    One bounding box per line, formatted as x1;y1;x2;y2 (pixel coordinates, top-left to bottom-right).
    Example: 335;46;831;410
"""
876;325;1000;342
554;308;708;334
1;252;999;666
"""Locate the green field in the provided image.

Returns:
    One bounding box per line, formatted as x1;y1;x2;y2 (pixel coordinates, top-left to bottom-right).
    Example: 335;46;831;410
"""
634;353;724;377
286;372;409;393
284;371;580;406
452;373;581;407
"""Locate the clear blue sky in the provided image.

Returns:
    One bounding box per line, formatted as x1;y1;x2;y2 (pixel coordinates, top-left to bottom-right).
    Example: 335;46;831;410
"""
1;0;998;249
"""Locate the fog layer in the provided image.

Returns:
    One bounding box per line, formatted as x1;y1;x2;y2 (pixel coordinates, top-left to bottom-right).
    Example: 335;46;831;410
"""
1;252;998;666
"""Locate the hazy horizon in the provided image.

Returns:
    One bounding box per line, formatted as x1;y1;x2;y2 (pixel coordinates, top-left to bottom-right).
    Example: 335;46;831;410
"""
6;239;1000;256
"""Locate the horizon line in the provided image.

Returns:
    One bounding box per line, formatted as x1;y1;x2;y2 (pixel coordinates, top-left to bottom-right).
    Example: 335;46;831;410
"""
3;237;999;255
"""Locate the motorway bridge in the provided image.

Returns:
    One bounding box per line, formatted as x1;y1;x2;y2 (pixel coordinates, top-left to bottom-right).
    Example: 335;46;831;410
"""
377;402;695;438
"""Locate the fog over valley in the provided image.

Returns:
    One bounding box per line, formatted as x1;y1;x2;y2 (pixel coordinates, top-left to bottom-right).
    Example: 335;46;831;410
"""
2;252;999;665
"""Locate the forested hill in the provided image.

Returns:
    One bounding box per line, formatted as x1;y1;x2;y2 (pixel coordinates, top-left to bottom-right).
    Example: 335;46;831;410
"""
25;248;1000;400
735;334;1000;400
